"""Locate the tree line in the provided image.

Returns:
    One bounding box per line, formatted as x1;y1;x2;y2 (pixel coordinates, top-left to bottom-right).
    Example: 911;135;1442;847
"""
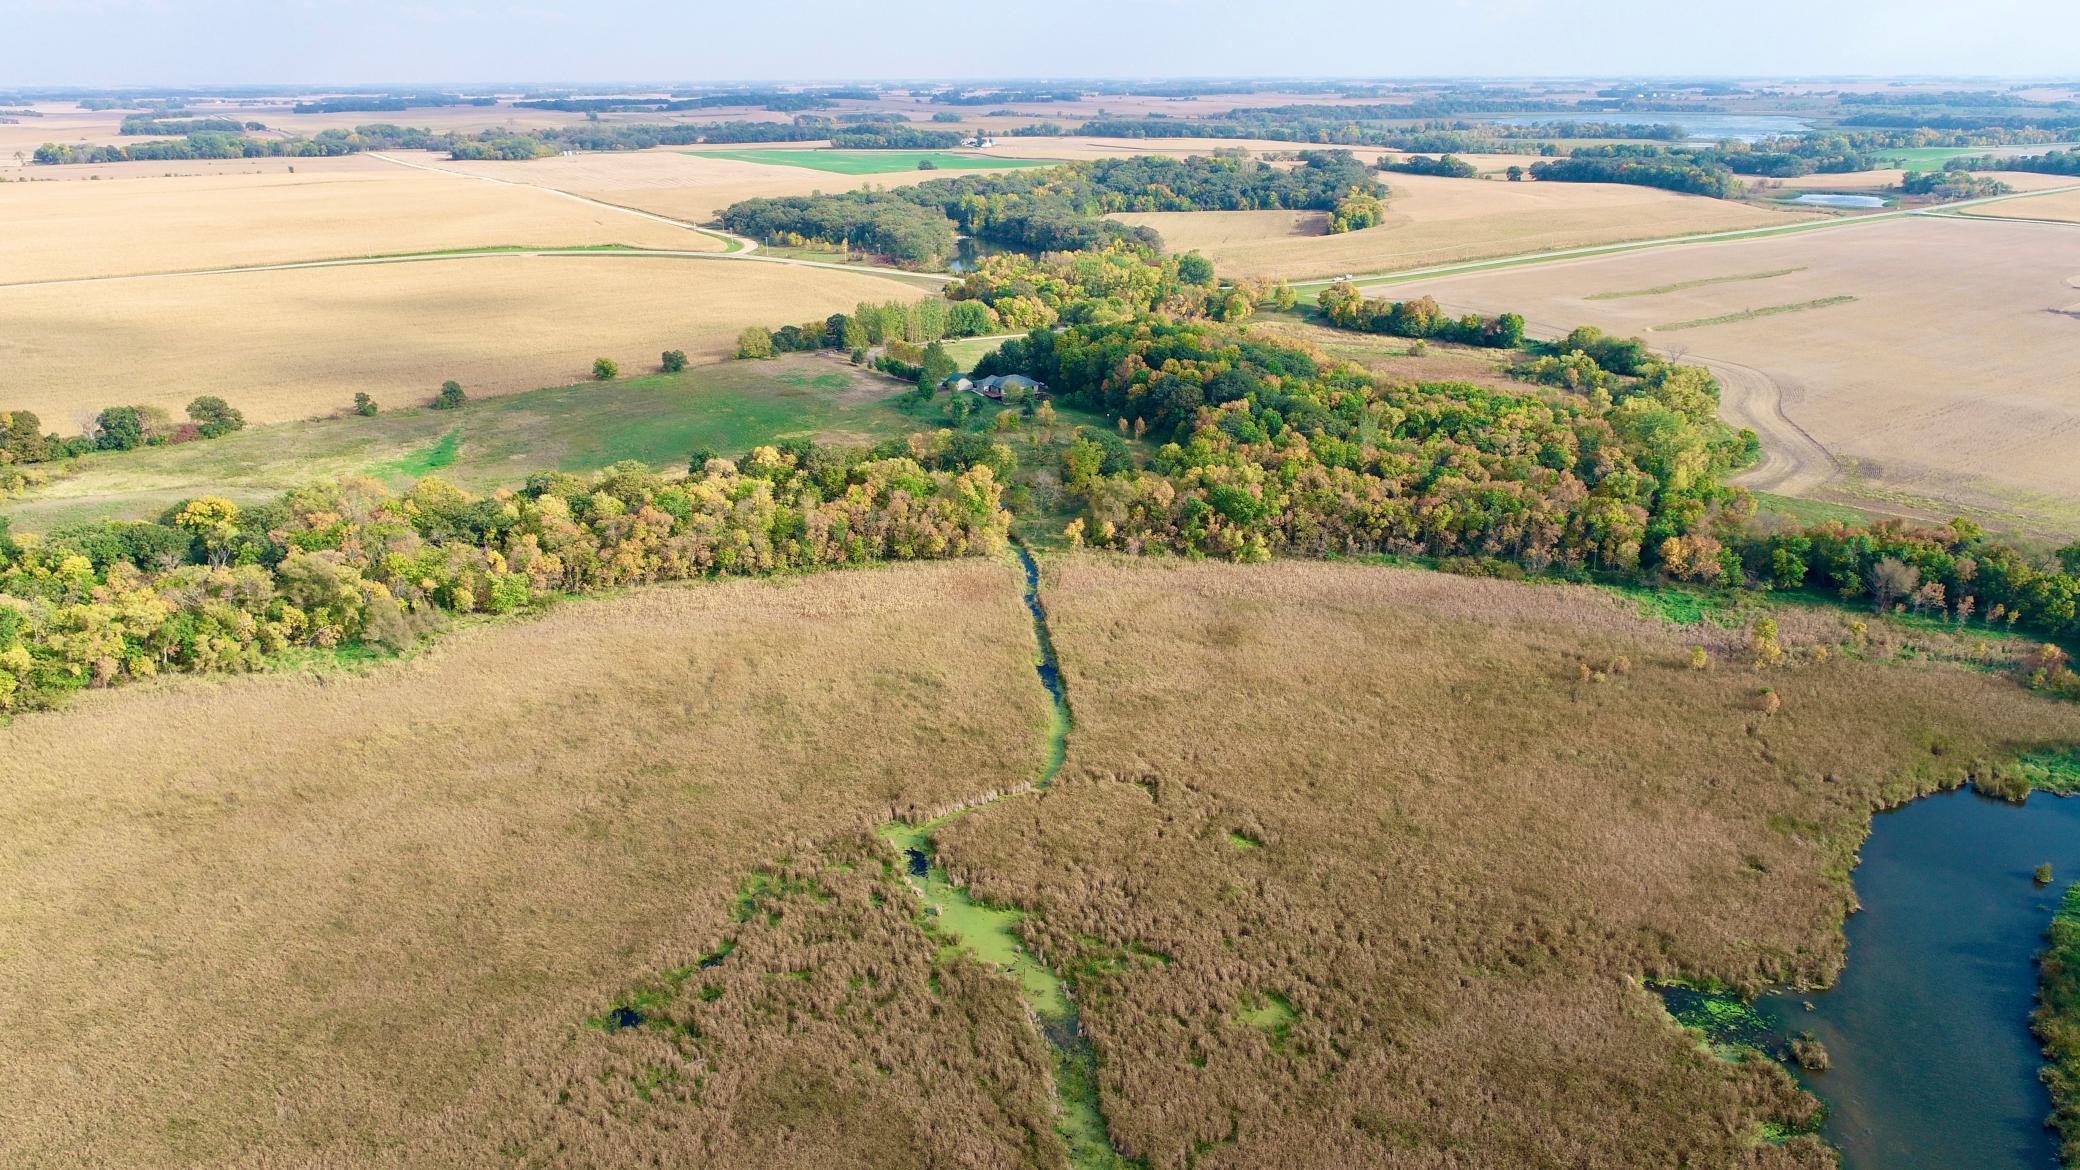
717;151;1383;267
1317;282;1525;348
1946;148;2080;176
0;451;1007;714
2;396;245;467
1381;153;1479;178
964;292;2080;700
31;117;953;166
1528;145;1744;198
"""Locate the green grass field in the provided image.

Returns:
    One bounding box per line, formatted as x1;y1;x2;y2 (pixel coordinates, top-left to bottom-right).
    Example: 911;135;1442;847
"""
692;149;1053;175
940;334;1014;370
3;354;1126;536
1869;144;2076;169
4;357;928;531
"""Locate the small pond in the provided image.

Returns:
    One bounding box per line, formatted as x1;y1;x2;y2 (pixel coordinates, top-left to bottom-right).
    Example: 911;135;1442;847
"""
1785;193;1890;208
947;235;1032;274
1753;786;2080;1169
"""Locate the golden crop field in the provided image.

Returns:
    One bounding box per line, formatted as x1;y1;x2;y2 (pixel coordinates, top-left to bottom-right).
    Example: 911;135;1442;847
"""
415;146;1023;224
1964;186;2080;223
1112;172;1816;280
1397;215;2080;533
0;254;936;426
0;561;1055;1170
935;556;2080;1169
1767;168;2077;192
0;163;716;284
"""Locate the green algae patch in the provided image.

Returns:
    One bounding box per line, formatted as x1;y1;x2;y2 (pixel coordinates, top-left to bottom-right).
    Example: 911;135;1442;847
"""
2020;750;2080;795
1226;829;1263;850
877;820;1074;1017
1656;983;1780;1059
1237;990;1296;1034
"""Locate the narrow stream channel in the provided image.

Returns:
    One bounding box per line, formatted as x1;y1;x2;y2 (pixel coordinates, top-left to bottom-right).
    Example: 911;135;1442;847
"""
875;545;1128;1170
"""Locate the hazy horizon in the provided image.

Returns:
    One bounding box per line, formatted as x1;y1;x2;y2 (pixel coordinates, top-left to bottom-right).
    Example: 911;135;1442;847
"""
8;0;2079;90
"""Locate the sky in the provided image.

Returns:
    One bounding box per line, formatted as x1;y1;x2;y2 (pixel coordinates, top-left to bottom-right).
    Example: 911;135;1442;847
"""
5;0;2078;88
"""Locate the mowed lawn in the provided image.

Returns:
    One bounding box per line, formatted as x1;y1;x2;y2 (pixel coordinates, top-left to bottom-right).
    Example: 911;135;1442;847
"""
2;356;929;532
692;149;1053;175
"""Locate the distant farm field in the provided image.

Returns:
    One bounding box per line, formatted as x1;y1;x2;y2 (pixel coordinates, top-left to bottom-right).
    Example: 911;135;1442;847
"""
1113;173;1816;280
2;355;927;532
1962;187;2080;224
693;148;1052;175
0;562;1056;1169
1868;144;2079;169
1398;216;2080;534
0;255;934;426
385;148;1025;225
0;164;717;284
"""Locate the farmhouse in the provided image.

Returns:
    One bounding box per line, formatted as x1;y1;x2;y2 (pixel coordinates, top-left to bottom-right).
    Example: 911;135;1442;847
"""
943;373;1044;401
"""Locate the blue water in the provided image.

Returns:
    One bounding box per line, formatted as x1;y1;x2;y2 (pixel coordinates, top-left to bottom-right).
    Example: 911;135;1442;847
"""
1487;113;1813;143
1787;193;1889;208
1758;787;2080;1169
1015;544;1067;712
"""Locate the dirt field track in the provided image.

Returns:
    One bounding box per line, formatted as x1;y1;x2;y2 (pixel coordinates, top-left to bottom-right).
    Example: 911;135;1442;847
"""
1394;214;2080;533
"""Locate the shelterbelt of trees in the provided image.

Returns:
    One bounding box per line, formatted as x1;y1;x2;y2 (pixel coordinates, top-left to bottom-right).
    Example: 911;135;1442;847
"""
1948;147;2080;176
0;449;1006;714
717;150;1385;266
29;116;947;165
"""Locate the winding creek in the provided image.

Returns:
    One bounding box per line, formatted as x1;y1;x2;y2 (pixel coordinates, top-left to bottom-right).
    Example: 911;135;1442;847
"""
874;545;1126;1170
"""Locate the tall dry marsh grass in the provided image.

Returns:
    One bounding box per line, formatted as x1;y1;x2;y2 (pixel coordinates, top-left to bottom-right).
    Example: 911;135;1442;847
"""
935;556;2080;1169
0;560;1051;1169
10;554;2080;1168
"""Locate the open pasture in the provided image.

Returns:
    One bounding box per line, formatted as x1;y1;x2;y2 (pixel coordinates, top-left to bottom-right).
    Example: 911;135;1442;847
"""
0;254;933;426
1111;171;1814;280
0;355;925;533
0;163;716;284
1396;215;2080;533
0;561;1055;1169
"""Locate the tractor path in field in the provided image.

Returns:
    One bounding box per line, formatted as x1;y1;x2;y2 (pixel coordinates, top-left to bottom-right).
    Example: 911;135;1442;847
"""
1427;301;1842;500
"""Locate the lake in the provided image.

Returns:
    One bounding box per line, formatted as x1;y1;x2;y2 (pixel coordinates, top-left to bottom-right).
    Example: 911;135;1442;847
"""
1757;786;2080;1169
1486;113;1813;143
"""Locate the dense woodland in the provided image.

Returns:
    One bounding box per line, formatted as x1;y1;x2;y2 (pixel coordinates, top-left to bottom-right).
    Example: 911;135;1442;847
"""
1528;144;1744;197
0;451;1006;713
719;151;1383;265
